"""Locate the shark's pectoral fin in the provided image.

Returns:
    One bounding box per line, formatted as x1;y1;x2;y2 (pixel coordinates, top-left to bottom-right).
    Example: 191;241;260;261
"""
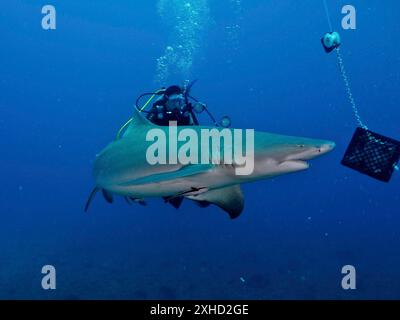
187;185;244;219
102;189;114;204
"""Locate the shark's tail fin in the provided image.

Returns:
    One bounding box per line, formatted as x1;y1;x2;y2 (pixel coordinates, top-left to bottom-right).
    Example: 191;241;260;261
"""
84;187;99;212
84;187;114;212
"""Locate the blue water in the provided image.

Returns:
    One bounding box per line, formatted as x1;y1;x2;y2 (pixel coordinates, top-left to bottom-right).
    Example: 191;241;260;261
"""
1;0;399;299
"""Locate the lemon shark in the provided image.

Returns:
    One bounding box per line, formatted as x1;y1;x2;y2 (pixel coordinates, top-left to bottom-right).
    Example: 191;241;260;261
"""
85;108;335;219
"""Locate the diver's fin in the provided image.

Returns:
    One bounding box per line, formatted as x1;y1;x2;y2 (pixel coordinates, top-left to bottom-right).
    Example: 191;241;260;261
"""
102;189;114;204
84;187;99;213
187;185;244;219
163;196;184;209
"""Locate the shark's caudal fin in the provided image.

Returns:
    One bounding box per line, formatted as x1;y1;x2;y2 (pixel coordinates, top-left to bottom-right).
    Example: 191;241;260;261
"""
84;187;99;212
84;187;115;212
188;185;244;219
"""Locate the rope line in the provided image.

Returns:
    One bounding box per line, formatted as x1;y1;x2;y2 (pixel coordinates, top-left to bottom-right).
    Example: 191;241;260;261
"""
323;0;333;31
335;48;367;130
335;48;386;145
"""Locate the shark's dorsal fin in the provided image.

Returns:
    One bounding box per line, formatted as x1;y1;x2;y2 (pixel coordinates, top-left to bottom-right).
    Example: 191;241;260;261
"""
131;107;154;127
122;107;155;138
187;185;244;219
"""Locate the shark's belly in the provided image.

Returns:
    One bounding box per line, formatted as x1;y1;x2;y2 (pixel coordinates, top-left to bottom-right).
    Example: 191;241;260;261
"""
107;167;239;198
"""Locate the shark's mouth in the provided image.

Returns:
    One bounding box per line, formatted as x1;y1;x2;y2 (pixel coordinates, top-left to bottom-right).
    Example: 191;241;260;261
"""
279;159;310;170
281;144;335;169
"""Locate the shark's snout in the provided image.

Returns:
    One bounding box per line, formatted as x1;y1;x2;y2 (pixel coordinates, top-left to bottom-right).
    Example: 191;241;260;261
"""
315;141;336;153
252;139;335;178
285;141;336;162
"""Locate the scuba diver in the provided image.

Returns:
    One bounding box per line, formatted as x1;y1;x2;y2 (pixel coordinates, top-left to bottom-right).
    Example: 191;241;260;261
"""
135;81;231;128
112;81;233;210
146;84;201;126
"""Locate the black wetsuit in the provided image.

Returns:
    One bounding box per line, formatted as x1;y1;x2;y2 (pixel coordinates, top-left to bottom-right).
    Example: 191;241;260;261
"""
146;101;197;126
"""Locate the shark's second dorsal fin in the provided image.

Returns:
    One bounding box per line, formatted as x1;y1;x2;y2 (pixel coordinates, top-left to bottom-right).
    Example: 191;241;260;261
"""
187;185;244;219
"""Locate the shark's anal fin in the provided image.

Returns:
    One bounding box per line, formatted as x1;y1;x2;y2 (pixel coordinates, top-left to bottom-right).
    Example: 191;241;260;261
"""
84;187;99;213
187;185;244;219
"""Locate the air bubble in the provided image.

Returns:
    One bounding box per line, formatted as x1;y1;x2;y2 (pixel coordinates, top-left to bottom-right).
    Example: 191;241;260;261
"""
155;0;210;85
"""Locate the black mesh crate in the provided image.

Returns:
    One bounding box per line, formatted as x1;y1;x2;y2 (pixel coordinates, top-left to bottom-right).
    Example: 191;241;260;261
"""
341;127;400;182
